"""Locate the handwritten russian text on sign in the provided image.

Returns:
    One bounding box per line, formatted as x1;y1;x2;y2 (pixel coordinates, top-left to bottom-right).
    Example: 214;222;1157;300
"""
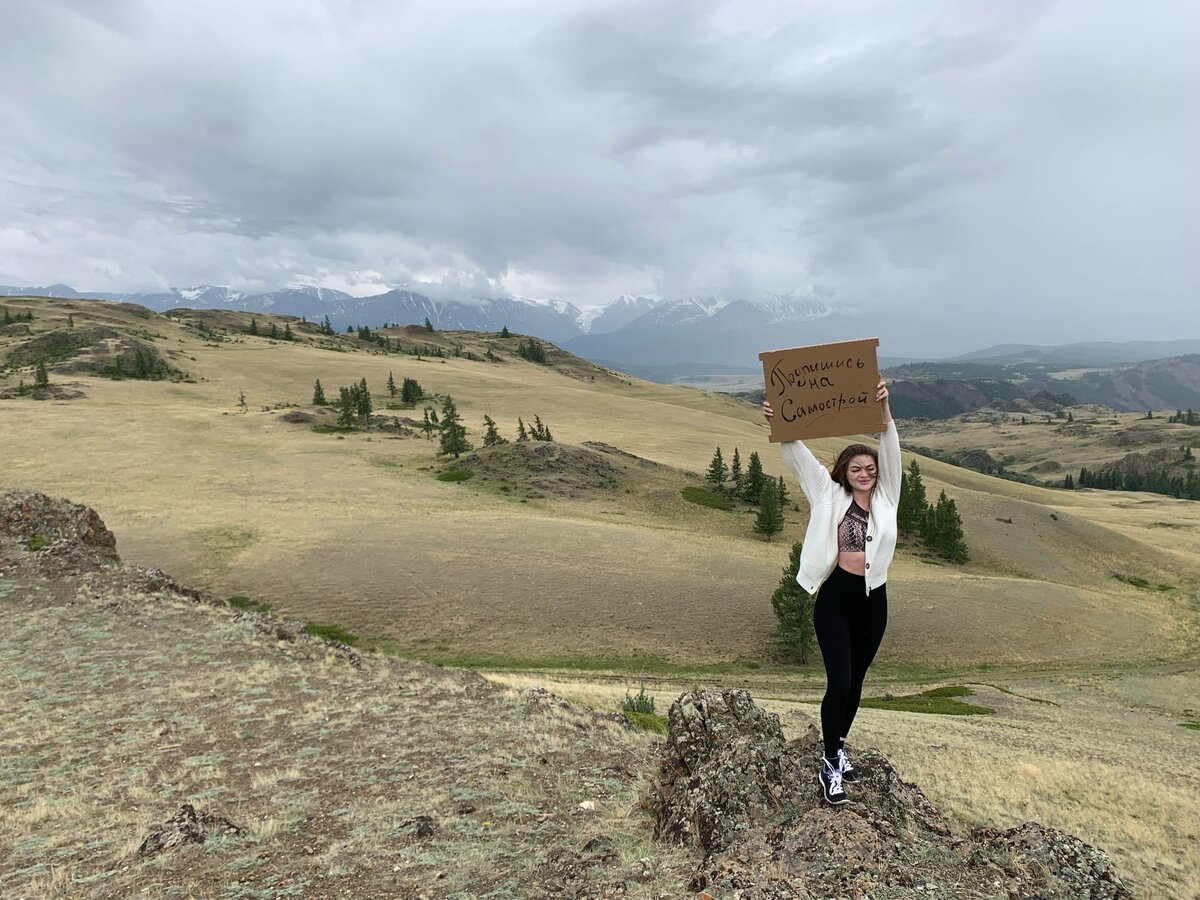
759;337;885;442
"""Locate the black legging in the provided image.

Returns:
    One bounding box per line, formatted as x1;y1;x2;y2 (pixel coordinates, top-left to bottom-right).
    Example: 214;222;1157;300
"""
814;566;888;760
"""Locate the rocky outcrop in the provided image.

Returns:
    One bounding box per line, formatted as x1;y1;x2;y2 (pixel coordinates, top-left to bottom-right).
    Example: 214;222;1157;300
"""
0;489;119;575
650;690;1131;899
137;804;241;856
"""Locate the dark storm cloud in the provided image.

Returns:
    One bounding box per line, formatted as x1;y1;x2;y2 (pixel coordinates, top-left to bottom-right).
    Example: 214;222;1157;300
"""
0;0;1196;353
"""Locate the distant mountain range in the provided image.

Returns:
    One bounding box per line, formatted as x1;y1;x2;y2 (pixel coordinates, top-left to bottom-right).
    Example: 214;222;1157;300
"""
4;285;1199;412
0;283;836;369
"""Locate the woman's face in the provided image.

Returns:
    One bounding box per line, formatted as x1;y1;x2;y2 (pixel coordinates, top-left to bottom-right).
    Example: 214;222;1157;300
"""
848;454;877;492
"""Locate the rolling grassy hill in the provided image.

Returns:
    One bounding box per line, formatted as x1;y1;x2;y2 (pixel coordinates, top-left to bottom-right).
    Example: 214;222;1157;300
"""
2;295;1197;673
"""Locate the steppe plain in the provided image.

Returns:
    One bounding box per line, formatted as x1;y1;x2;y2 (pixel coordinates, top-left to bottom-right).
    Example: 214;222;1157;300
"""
2;296;1198;897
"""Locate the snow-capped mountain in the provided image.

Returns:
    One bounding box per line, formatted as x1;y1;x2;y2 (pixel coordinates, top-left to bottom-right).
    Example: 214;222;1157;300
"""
582;295;660;334
2;282;839;373
564;292;839;369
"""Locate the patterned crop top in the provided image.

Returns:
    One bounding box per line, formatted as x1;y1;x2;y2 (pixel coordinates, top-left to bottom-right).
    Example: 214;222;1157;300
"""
838;501;869;553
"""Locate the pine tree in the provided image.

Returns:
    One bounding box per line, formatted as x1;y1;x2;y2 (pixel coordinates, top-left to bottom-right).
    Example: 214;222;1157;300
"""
517;417;529;441
312;379;327;406
897;460;927;534
424;317;435;332
1;307;11;325
401;377;422;404
322;315;334;336
755;480;784;541
422;408;434;439
68;314;75;328
284;323;294;341
337;387;356;426
1067;411;1073;423
930;491;969;562
270;322;278;339
501;325;510;337
705;447;728;493
356;377;372;420
730;447;743;495
742;451;766;503
776;474;789;509
34;360;49;388
238;390;247;412
438;395;471;457
249;318;258;335
1064;473;1074;489
387;371;398;396
771;541;816;663
482;414;507;446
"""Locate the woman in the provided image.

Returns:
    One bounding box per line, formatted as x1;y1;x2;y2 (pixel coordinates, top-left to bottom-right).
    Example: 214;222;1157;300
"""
763;376;898;806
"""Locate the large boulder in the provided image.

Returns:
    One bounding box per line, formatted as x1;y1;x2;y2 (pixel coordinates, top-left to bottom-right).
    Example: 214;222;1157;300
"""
0;489;119;574
652;690;1132;899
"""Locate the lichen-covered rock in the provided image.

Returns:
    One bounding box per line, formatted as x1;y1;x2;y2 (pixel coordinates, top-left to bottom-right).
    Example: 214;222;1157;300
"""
649;689;810;855
0;489;119;575
655;690;1132;900
971;822;1133;899
137;804;241;855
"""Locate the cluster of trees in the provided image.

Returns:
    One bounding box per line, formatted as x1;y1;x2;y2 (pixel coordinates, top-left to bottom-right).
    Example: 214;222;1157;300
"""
1168;409;1198;425
1071;460;1199;500
704;446;791;541
103;348;170;381
517;338;548;364
247;318;296;341
1;307;34;324
385;372;423;404
517;415;554;442
335;378;374;426
897;460;969;563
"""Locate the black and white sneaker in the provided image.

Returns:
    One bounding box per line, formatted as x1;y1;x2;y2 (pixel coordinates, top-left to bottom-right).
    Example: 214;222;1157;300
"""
837;747;860;783
818;757;848;805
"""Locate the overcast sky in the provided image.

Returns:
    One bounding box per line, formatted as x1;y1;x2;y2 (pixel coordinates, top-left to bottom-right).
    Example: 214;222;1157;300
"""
1;0;1196;355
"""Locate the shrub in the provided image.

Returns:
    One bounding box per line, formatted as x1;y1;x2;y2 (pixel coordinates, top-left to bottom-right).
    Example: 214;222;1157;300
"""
304;622;359;646
437;468;474;482
622;684;656;715
681;486;732;510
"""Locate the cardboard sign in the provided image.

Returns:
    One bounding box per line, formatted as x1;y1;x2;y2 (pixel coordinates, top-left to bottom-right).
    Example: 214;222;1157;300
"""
759;337;885;442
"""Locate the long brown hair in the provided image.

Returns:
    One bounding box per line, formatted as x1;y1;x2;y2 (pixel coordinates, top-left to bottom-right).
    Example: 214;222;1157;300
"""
830;444;878;492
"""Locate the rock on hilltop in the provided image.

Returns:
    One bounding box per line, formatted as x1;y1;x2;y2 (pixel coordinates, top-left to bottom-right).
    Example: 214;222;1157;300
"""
649;689;1131;899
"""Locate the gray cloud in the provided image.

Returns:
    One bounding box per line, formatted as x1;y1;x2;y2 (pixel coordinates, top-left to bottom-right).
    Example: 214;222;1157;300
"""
1;0;1196;355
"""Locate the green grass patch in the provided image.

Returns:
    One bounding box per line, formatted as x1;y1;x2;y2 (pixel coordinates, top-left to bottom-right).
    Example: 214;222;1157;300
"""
1112;572;1173;591
1180;721;1200;731
624;711;669;734
681;485;732;510
970;682;1059;706
313;424;359;434
226;595;271;612
436;468;474;482
859;685;994;716
304;622;359;646
26;534;47;552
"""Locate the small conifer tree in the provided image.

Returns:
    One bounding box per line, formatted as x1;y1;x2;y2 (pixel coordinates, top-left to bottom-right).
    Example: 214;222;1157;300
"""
422;408;434;439
424;317;435;332
706;447;728;493
68;314;75;328
270;322;278;339
312;379;327;406
776;474;789;509
501;325;510;337
742;451;766;503
482;414;507;446
387;371;397;396
438;395;471;457
755;480;784;541
517;417;529;441
771;541;816;663
730;447;743;495
249;318;258;336
34;360;49;388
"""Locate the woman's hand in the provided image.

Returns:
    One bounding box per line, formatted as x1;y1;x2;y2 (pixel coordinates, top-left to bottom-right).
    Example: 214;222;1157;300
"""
763;399;774;420
876;374;891;422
